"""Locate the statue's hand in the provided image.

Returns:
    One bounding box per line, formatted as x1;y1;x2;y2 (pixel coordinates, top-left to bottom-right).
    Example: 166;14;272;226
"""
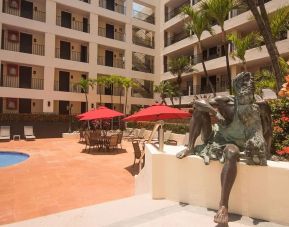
176;148;190;159
216;112;226;125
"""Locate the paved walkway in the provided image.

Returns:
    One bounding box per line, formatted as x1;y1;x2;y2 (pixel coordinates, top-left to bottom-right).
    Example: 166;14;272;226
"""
6;194;287;227
0;138;136;225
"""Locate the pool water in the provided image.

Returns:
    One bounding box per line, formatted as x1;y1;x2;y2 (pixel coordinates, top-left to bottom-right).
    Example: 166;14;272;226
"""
0;152;30;167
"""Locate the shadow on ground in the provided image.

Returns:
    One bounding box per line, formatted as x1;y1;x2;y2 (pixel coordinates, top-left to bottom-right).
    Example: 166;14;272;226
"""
81;148;127;155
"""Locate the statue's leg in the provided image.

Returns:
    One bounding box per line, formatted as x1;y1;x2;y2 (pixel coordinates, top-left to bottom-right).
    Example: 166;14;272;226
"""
176;109;211;159
214;144;239;224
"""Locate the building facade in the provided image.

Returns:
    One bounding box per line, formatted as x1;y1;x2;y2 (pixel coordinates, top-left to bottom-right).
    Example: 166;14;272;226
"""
0;0;288;115
161;0;289;105
0;0;161;115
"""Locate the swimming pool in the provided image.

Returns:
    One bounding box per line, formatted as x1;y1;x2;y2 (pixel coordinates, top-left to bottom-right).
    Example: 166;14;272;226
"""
0;152;30;167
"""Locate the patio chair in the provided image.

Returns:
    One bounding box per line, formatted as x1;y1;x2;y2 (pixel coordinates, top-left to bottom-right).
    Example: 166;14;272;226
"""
90;130;102;149
84;133;97;152
126;128;140;141
24;126;36;140
164;130;177;145
79;130;85;142
0;126;11;141
117;131;123;149
132;140;145;171
107;134;119;151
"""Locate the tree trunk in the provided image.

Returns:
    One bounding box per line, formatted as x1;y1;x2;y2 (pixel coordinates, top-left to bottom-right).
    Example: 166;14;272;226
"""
177;75;182;107
124;87;128;115
198;41;216;96
243;61;248;72
99;85;102;105
221;28;232;94
245;0;283;90
85;93;88;112
170;97;175;107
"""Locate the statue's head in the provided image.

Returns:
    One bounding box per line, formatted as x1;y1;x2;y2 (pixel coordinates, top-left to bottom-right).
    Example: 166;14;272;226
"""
233;72;255;96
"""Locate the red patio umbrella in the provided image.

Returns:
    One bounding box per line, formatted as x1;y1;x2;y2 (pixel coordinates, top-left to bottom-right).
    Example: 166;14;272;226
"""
76;109;95;119
79;106;124;121
123;103;191;122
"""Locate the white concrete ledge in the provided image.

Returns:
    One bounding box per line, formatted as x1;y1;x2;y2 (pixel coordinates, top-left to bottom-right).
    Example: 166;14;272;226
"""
62;132;80;139
135;144;289;225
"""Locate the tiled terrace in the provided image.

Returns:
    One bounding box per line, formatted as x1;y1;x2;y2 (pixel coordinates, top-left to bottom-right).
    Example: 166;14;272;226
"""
0;138;136;225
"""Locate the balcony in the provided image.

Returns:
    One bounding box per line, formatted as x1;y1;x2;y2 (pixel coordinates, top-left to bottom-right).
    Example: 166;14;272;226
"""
165;31;189;47
55;48;88;63
99;0;125;15
54;81;83;93
98;27;125;41
132;28;154;49
2;36;44;56
56;15;90;33
132;52;154;74
165;0;190;22
97;56;125;69
0;75;44;90
133;10;155;24
2;0;46;22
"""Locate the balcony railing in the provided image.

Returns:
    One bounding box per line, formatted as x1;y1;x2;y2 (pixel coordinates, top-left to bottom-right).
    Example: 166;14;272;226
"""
99;0;126;15
132;34;154;49
54;81;83;93
55;48;88;63
165;0;190;22
2;0;45;22
98;27;125;41
0;75;44;90
56;16;90;33
165;31;189;47
133;10;155;24
97;56;125;69
2;38;45;56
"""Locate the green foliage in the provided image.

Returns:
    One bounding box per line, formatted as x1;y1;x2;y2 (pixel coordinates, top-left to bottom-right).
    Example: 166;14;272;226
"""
268;98;289;156
269;6;289;40
254;69;277;95
78;78;94;93
127;121;189;134
154;81;177;105
228;32;262;66
201;0;242;28
181;5;214;41
168;56;194;85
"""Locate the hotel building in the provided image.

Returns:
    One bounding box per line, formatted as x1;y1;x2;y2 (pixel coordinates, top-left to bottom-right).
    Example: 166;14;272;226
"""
0;0;288;114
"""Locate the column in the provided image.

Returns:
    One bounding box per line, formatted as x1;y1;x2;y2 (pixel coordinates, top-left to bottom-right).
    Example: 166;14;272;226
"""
43;65;55;113
46;0;56;26
90;13;98;38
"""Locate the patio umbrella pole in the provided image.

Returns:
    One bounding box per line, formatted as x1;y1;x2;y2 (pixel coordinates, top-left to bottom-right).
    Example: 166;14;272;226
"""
158;120;164;152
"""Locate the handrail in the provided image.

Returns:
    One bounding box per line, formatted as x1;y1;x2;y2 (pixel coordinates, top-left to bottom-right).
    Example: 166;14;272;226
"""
0;75;44;90
99;0;126;15
133;10;155;24
98;27;125;41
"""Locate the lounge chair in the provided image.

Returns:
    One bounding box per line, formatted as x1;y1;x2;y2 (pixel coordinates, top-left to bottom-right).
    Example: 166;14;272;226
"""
24;126;36;140
0;126;11;141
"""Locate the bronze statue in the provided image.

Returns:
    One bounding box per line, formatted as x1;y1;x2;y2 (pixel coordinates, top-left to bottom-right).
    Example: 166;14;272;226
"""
176;72;272;224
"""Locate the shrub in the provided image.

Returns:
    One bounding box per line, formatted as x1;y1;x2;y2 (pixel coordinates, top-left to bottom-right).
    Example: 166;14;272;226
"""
268;98;289;157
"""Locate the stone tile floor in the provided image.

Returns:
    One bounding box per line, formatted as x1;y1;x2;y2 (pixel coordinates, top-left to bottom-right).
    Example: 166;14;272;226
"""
0;138;136;225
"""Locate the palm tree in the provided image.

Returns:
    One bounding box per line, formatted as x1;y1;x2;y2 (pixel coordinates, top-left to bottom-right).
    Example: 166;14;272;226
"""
254;69;277;95
122;78;138;115
269;6;289;41
168;56;194;106
154;81;178;106
78;78;93;112
201;0;241;94
244;0;284;90
227;32;261;71
96;76;107;105
181;5;216;96
114;75;125;112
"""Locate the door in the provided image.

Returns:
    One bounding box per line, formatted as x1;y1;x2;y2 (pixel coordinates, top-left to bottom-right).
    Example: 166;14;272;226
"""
83;17;88;33
60;41;71;60
80;45;87;63
19;98;31;113
107;0;115;11
0;97;2;113
105;50;113;67
59;71;70;92
20;0;33;19
61;11;72;29
0;64;3;86
19;66;32;89
1;29;4;49
106;24;114;39
59;101;69;115
20;33;32;54
81;102;86;113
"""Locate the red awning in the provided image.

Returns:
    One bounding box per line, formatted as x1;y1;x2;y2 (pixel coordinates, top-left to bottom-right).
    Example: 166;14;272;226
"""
79;106;124;121
123;103;191;122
